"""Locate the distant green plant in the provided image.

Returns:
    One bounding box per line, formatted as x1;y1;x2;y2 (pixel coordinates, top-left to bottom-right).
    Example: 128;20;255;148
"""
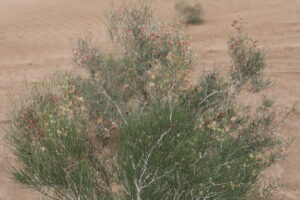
7;3;292;200
175;1;203;24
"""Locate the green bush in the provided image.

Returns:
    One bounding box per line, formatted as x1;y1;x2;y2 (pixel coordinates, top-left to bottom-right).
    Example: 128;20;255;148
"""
8;73;113;199
175;1;203;25
7;3;292;200
228;19;272;92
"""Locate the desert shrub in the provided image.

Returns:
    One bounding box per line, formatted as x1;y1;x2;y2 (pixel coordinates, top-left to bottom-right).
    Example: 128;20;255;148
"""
228;19;272;92
75;3;193;105
115;98;285;199
175;1;203;25
8;73;114;200
7;2;292;200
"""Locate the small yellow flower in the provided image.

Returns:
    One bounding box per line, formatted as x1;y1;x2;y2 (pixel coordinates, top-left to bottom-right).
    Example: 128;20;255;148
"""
217;128;224;133
97;118;103;124
149;82;155;87
77;96;84;102
208;121;217;130
230;182;235;190
31;79;40;84
95;72;101;78
166;52;173;60
225;126;230;132
111;122;118;129
230;117;237;122
199;152;203;158
176;133;181;138
255;154;262;160
123;84;129;89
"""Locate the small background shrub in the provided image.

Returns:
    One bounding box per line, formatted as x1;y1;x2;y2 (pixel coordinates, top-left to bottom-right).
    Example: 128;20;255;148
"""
175;1;203;25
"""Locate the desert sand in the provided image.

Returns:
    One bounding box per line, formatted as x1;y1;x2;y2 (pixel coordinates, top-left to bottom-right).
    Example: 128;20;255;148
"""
0;0;300;199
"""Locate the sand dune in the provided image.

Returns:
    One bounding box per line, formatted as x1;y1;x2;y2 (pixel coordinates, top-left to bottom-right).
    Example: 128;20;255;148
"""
0;0;300;199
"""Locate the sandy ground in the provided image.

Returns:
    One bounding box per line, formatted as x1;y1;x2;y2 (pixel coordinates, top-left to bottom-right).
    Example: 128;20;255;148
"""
0;0;300;199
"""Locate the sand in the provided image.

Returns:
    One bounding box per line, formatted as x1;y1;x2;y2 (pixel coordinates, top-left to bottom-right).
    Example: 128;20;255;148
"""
0;0;299;199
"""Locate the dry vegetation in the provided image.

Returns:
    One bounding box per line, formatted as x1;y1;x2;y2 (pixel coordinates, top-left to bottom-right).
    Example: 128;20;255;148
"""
4;2;295;200
175;1;203;25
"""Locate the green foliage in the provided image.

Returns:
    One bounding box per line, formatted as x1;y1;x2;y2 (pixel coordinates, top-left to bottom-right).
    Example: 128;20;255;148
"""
175;1;203;25
8;73;113;200
181;70;230;112
228;19;272;92
7;3;291;200
115;77;285;200
75;3;193;105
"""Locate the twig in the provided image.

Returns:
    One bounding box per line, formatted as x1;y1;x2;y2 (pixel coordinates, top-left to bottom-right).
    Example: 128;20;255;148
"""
99;87;128;125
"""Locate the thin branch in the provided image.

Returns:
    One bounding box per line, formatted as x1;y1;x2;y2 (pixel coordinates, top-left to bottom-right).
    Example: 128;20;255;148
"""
99;87;128;125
